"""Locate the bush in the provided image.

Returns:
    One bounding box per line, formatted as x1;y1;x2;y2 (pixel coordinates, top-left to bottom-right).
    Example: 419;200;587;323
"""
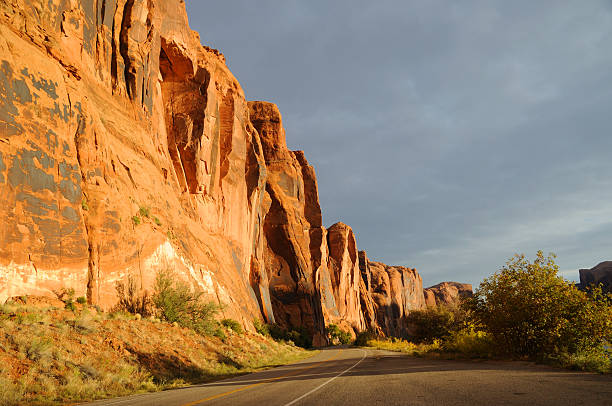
467;251;612;358
253;319;269;336
139;206;150;218
366;338;442;356
152;269;219;335
131;216;141;226
354;330;377;347
114;275;152;317
54;288;75;303
549;347;612;374
266;324;313;348
221;319;244;334
76;296;87;305
326;324;353;345
442;329;494;358
407;305;466;343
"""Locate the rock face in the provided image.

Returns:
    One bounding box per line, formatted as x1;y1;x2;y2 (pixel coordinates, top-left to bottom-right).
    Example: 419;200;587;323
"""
359;251;425;337
0;0;268;328
0;0;442;342
423;282;473;307
579;262;612;294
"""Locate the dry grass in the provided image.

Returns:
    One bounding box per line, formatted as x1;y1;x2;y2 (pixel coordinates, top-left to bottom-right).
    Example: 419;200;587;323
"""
364;335;611;373
0;300;314;405
364;338;443;356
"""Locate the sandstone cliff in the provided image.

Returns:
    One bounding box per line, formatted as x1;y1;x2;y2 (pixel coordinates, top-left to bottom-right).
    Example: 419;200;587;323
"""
0;0;434;343
359;251;425;337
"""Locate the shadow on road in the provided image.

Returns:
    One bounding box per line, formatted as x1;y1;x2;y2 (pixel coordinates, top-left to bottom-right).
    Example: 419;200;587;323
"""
192;348;612;389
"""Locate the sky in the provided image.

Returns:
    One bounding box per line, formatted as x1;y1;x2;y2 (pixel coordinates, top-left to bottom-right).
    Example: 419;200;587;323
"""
185;0;612;288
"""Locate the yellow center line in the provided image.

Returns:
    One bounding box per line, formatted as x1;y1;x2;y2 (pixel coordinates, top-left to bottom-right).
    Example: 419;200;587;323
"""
181;352;341;406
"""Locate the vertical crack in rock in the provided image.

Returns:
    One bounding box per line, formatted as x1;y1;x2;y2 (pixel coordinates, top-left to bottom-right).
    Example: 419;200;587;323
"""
110;1;120;90
218;91;234;185
119;0;136;99
73;116;97;304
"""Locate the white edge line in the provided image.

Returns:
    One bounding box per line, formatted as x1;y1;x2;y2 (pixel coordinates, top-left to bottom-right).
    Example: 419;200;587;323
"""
282;349;368;406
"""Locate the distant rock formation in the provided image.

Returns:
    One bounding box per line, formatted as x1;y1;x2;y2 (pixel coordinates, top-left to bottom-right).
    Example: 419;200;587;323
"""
424;282;473;307
359;251;424;337
578;262;612;294
0;0;466;343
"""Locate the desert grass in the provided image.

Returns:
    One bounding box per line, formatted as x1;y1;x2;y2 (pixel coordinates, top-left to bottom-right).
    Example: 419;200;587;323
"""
0;302;314;405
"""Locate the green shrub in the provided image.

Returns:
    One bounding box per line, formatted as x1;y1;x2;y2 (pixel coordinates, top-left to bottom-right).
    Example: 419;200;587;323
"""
76;296;87;305
153;216;162;226
131;215;141;226
152;269;219;335
65;301;76;312
54;288;75;303
442;329;494;358
407;304;466;343
253;319;269;336
326;324;353;345
467;251;612;358
354;330;377;347
139;206;150;218
266;324;313;348
285;328;313;348
549;347;612;374
213;326;227;340
221;319;244;334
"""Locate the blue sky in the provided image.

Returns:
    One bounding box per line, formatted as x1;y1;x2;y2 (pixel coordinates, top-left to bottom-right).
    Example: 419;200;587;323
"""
185;1;612;287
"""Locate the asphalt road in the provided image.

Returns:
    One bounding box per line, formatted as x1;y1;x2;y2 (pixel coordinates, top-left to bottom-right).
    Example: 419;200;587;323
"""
87;348;612;406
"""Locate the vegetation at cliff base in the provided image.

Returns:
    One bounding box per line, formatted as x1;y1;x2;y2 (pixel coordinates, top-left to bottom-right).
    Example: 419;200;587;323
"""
326;323;353;345
0;297;313;405
363;251;612;373
152;269;220;336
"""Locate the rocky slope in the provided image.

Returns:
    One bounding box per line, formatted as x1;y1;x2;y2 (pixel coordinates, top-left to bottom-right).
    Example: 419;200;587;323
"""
0;0;448;342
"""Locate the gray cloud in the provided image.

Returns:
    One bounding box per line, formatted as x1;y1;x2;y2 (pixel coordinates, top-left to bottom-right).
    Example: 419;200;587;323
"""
186;0;612;287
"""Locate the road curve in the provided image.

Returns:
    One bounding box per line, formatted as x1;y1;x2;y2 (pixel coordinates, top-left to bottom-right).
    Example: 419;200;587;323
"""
86;348;612;406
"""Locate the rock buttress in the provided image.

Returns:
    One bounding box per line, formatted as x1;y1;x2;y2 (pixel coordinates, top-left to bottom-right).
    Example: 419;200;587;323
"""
366;257;425;337
249;101;328;345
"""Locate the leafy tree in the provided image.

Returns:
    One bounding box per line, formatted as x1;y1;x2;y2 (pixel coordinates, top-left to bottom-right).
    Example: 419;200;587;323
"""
467;251;612;357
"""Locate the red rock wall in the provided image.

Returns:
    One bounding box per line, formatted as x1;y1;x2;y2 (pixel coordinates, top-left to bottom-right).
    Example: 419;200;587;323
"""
0;0;432;342
0;0;266;328
362;254;425;337
423;282;473;307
